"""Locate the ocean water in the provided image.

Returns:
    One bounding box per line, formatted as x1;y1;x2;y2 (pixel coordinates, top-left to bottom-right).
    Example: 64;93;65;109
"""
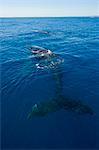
1;17;99;149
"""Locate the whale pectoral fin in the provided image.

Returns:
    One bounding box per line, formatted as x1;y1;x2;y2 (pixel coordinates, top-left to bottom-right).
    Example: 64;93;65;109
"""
27;96;94;119
63;100;94;115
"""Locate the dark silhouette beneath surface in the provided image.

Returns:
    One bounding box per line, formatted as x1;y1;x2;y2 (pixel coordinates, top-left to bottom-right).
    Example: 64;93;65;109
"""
28;46;94;119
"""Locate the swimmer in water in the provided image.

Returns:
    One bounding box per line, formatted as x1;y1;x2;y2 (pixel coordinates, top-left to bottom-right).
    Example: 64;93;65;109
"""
29;46;55;59
28;46;64;69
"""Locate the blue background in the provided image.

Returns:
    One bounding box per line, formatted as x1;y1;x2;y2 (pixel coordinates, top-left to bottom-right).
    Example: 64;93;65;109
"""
1;17;99;149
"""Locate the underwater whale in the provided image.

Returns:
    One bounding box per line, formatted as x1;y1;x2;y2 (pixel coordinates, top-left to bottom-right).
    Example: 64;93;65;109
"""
27;95;93;119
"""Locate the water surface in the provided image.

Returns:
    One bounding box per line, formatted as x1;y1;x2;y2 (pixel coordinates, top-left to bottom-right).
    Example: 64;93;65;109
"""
1;17;99;149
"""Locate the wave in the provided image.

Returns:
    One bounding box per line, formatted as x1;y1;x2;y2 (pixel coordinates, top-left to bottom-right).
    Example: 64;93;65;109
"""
1;45;66;95
1;55;35;65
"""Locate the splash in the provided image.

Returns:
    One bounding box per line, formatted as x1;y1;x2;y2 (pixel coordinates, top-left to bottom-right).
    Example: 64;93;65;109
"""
35;58;64;69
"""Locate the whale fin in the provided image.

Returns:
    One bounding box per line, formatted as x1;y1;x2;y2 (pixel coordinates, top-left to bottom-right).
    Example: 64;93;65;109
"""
27;96;94;119
62;99;94;115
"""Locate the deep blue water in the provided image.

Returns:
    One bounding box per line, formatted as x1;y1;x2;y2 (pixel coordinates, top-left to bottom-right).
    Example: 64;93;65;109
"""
1;17;99;149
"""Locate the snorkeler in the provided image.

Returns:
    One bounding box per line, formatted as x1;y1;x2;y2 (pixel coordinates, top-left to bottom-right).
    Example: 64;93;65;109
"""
29;46;54;58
